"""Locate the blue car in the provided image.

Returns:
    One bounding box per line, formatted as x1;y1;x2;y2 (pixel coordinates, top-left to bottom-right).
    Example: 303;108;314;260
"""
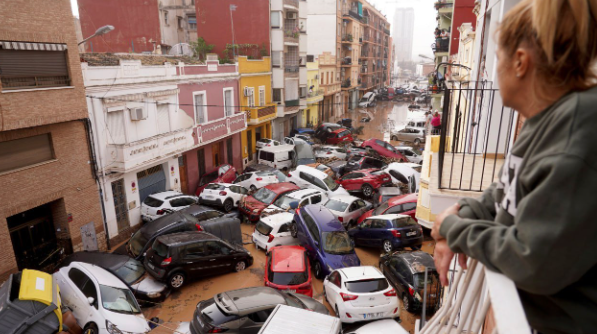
348;214;423;253
290;204;360;279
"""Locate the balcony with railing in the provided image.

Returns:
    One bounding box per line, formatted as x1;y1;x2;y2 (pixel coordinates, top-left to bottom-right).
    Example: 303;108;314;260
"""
433;37;450;53
341;78;351;89
341;34;354;43
342;5;362;21
321;82;341;95
284;0;299;8
1;75;71;90
247;103;277;126
341;57;352;66
307;88;324;104
434;0;454;14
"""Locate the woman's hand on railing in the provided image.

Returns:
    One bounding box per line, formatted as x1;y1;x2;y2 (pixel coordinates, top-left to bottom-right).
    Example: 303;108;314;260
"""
434;240;469;287
431;203;459;240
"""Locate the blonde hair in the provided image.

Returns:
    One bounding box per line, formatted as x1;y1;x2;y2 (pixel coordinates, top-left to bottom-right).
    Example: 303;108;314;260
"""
498;0;597;92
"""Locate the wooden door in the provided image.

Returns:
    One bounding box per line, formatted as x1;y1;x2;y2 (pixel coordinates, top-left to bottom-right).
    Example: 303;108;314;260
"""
178;155;188;194
212;142;221;166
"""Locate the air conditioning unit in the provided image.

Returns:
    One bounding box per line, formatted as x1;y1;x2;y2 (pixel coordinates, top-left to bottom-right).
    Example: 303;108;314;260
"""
286;12;297;19
244;87;253;97
129;107;147;121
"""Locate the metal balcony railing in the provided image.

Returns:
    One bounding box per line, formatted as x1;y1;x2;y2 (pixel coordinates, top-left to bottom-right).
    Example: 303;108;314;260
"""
1;75;71;90
284;65;299;72
308;89;324;98
285;99;299;106
284;0;299;7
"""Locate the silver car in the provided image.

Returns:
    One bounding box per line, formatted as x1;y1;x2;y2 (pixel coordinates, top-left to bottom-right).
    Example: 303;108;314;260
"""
391;126;426;145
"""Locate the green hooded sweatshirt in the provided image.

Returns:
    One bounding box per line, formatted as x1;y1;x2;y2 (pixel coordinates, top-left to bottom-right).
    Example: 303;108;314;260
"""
440;85;597;334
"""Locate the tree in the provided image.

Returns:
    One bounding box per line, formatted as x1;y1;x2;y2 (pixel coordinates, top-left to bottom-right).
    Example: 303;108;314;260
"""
191;37;214;62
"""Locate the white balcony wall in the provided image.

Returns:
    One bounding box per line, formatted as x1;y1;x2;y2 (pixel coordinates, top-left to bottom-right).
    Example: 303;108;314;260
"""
299;0;308;18
299;67;307;85
272;29;284;52
299;33;308;53
285;79;299;101
271;0;283;11
273;68;285;88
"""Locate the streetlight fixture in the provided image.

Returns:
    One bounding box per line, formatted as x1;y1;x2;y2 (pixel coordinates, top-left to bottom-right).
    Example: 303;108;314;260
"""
78;25;115;45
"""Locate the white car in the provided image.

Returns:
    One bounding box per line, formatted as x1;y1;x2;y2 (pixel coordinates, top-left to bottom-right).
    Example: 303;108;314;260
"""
382;163;421;193
234;171;280;191
199;183;249;212
140;191;198;222
55;262;151;334
323;195;372;227
293;134;313;143
252;212;298;251
344;319;408;334
263;188;327;214
287;165;349;198
315;146;348;160
394;146;423;164
324;266;399;324
256;138;281;149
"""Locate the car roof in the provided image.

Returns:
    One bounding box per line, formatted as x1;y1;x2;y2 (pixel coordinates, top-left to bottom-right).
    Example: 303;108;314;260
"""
338;266;384;281
331;128;347;134
271;246;306;272
180;204;221;217
303;204;344;232
140;211;189;236
386;163;418;176
387;193;418;206
395;146;413;150
156;231;218;245
216;287;286;316
396;251;436;273
295;165;328;179
367;213;411;220
62;251;131;272
259;144;295;153
148;191;185;200
328;195;359;204
265;182;300;194
71;262;129;289
260;212;294;226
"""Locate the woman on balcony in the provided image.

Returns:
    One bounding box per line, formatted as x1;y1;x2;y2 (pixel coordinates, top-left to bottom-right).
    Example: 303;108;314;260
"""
431;0;597;333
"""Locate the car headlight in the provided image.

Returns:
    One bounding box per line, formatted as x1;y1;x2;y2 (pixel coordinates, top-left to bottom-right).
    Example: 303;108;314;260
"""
252;209;259;214
106;320;123;334
146;291;162;298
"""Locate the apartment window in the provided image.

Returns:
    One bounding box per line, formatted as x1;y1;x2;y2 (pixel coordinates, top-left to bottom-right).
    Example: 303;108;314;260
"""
273;88;282;103
272;51;282;67
0;43;70;90
0;134;55;173
157;103;171;134
247;87;255;108
326;72;330;85
106;109;126;144
224;88;233;116
164;11;169;25
259;86;266;106
193;92;207;124
187;15;197;30
307;55;314;62
299;86;307;98
271;12;281;28
321;73;324;85
177;16;183;29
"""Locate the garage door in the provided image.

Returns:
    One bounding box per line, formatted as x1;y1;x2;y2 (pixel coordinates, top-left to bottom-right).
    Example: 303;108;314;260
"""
137;165;166;202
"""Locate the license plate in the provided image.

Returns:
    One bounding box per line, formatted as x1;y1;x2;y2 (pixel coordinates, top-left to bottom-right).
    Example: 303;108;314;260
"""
286;289;296;293
406;231;417;236
204;195;213;199
363;312;384;319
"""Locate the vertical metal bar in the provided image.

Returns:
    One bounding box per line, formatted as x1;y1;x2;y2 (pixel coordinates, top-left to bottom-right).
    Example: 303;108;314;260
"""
421;267;429;329
438;88;451;189
491;103;506;188
466;87;487;190
478;90;496;191
448;87;466;189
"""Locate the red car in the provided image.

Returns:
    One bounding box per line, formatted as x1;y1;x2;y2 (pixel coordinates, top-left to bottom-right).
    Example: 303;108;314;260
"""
239;182;300;222
358;192;418;224
326;128;354;145
264;246;313;297
337;169;393;198
195;164;237;196
361;139;406;161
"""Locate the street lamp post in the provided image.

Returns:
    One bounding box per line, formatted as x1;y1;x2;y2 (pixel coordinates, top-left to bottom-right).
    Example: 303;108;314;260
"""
78;25;115;46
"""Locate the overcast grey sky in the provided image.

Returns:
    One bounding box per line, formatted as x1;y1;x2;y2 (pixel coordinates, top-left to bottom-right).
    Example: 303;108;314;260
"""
70;0;435;61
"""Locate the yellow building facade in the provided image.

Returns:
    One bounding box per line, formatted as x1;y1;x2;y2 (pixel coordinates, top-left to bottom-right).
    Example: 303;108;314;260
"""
304;61;323;127
238;56;277;166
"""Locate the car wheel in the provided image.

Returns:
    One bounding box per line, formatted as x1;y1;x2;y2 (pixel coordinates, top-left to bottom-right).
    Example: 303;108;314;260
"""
234;260;246;272
361;184;374;198
403;294;414;313
391;135;398;141
250;185;257;192
168;272;186;289
414;138;421;145
223;199;233;212
313;261;323;279
290;223;298;238
383;240;393;253
83;323;98;334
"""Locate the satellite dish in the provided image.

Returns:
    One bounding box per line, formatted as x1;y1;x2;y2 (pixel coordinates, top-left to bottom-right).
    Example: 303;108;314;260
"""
169;43;194;57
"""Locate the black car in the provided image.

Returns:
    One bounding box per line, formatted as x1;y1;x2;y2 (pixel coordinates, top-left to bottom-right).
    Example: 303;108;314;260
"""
59;251;170;303
344;156;387;174
372;187;402;208
144;231;253;289
126;205;240;260
379;251;442;313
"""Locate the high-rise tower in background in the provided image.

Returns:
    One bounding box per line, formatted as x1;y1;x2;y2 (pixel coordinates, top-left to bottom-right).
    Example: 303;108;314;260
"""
393;7;414;62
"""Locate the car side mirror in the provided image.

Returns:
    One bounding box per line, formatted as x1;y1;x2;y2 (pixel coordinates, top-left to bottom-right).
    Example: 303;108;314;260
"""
289;201;300;210
87;297;95;305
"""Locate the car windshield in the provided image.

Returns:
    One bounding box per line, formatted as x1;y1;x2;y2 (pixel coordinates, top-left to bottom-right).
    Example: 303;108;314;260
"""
414;272;439;290
128;230;148;257
391;217;418;228
345;279;389;293
324;199;348;212
373;202;390;216
143;197;163;208
253;188;277;204
100;285;141;314
322;231;354;254
255;220;273;236
200;170;218;186
322;176;339;191
113;259;145;285
295;142;314;159
205;183;225;190
201;299;240;326
269;270;308;286
272;193;297;210
381;195;397;203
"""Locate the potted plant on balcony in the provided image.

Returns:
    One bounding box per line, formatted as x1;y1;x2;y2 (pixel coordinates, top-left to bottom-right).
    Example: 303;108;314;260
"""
347;34;353;42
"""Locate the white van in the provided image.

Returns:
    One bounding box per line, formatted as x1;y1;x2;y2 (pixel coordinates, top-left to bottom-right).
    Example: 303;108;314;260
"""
359;92;377;107
259;304;341;334
257;145;296;170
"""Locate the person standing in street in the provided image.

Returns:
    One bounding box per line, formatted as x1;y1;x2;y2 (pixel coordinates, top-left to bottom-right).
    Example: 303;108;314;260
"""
431;0;597;333
431;111;441;134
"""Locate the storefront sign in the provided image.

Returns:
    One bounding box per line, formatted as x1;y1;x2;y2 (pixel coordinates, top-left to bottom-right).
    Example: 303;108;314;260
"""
130;143;158;156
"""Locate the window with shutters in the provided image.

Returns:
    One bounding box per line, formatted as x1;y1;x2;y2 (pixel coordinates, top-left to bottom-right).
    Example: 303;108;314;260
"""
224;88;233;117
157;103;171;134
247;87;255;108
193;92;207;124
106;109;126;144
0;43;70;90
259;86;266;106
272;51;282;67
0;133;55;173
273;89;282;103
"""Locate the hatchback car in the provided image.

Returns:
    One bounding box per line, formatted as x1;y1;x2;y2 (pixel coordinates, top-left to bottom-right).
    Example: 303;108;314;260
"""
337;169;393;198
359;193;418;224
323;266;399;324
326;128;354;145
141;191;198;223
344;156;387;175
199;183;248;212
195;164;238;195
287;165;349;198
382;163;421;193
391;127;426;145
252;212;297;252
372;187;402;208
233;171;280;191
256;138;281;149
265;246;313;297
290;204;360;279
239;183;300;222
59;251;169;303
55;262;151;334
314;146;348;160
190;287;328;334
263;188;326;214
314;123;343;141
144;231;253;289
379;251;441;313
361;139;406;161
349;214;423;253
323;195;372;227
395;146;423;164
